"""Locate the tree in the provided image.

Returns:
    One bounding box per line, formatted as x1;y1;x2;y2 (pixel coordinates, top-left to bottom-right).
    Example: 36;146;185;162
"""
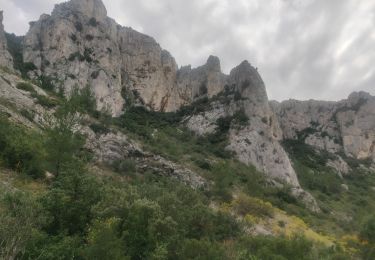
121;199;178;259
0;116;44;178
0;190;46;259
42;160;100;235
85;219;129;260
44;90;86;177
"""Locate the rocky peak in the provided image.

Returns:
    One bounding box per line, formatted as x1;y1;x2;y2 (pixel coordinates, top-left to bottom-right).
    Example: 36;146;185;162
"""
23;0;181;116
176;55;227;105
0;11;13;69
53;0;107;21
346;91;372;106
229;60;267;102
206;55;221;72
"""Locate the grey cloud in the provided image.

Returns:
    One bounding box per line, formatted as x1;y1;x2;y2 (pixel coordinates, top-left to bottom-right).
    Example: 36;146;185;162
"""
0;0;374;101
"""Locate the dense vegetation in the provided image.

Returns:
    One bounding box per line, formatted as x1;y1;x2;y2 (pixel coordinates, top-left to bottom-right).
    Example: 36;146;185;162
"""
0;89;373;259
284;139;375;259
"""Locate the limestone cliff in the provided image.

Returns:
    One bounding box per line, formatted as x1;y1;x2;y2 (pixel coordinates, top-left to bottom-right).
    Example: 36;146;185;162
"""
185;61;299;188
0;11;13;69
271;91;375;161
23;0;179;116
177;55;227;106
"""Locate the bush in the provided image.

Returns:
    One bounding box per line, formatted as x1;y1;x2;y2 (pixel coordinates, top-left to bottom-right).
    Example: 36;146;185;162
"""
233;110;249;125
36;75;55;91
111;159;136;176
16;82;35;93
178;239;226;259
84;219;128;260
233;194;274;218
0;190;46;259
20;109;35;122
32;93;59;108
90;123;109;135
360;216;375;243
89;17;99;27
237;235;314;260
0;116;44;178
69;85;97;115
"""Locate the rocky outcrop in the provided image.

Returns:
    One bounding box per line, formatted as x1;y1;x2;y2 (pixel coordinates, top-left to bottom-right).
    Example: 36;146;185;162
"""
0;11;13;69
185;61;300;188
177;55;227;106
272;91;375;162
338;92;375;160
226;61;298;186
0;69;49;127
327;156;350;177
23;0;179;116
85;129;207;189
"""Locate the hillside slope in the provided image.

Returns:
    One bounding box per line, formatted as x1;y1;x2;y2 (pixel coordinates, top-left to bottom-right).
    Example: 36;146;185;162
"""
0;0;375;259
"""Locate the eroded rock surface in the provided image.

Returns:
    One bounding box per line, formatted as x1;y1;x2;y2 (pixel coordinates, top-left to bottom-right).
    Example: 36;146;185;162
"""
23;0;180;116
272;91;375;161
86;129;208;189
177;55;227;106
186;61;299;188
0;11;13;69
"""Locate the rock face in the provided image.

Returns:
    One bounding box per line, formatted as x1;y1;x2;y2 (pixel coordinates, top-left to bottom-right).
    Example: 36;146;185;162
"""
185;61;300;187
0;68;49;127
18;0;300;191
85;129;207;189
272;91;375;161
177;55;227;106
0;11;13;69
23;0;179;116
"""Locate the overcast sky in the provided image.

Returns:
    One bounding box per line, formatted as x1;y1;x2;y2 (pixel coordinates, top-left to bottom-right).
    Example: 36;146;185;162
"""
1;0;374;101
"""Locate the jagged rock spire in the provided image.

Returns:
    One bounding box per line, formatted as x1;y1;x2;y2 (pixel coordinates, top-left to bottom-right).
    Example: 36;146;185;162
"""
53;0;107;21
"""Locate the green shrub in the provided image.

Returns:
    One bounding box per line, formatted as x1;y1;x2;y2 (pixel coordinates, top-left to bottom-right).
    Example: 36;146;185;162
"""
0;190;46;259
20;109;35;122
32;93;59;108
178;239;226;259
360;216;375;243
0;116;44;178
233;194;274;218
16;82;35;93
84;219;128;260
90;123;109;135
36;75;55;91
233;110;249;125
111;159;136;176
237;235;314;260
89;17;99;27
69;85;97;115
